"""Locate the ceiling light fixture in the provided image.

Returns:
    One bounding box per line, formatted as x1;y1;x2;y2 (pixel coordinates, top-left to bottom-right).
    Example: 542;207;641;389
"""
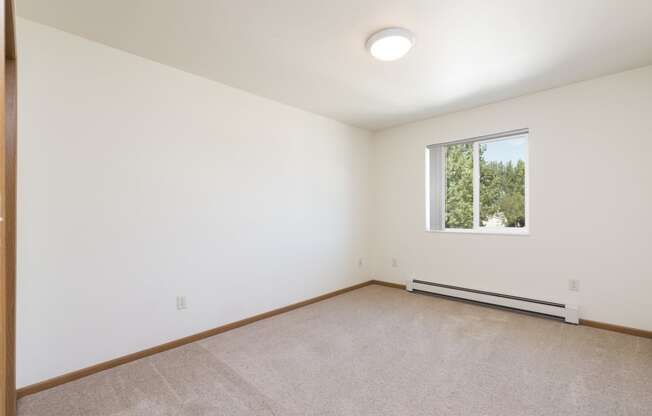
366;27;415;61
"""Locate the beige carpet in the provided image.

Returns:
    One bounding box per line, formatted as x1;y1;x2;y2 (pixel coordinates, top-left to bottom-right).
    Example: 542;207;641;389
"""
18;285;652;415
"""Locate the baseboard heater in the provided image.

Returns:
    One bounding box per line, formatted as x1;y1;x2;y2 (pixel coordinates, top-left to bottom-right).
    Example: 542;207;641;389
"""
406;279;579;324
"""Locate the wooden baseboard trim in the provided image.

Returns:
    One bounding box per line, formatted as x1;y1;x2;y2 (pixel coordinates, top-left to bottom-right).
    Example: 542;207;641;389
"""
372;279;652;339
17;280;375;399
370;279;406;290
580;319;652;339
18;280;650;399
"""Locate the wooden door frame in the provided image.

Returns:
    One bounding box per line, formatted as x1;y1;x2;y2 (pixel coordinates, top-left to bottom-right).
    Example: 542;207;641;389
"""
1;0;16;415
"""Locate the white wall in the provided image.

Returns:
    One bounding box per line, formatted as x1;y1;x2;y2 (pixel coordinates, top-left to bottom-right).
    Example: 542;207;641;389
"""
17;16;652;390
16;19;372;388
372;65;652;331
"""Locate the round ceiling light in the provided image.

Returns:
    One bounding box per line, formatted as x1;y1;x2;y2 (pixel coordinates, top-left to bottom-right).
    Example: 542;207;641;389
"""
366;27;415;61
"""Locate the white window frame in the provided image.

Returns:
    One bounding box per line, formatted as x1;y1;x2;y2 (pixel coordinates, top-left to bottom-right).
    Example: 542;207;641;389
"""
426;129;529;236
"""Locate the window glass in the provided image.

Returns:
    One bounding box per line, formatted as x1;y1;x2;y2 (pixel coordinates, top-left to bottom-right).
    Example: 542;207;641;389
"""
479;138;526;228
445;143;473;229
427;130;528;234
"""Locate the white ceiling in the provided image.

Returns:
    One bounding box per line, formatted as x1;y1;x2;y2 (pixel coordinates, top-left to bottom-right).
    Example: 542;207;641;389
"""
17;0;652;131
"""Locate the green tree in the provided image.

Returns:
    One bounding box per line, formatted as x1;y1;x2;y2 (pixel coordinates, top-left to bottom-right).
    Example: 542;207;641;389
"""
445;143;473;228
479;145;525;227
445;143;525;229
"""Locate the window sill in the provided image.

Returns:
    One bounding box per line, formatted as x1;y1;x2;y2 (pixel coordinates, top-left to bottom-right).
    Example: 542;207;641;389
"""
426;228;530;236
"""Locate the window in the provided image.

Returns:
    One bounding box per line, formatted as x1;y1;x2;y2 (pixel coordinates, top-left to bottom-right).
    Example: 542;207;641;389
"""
427;129;528;234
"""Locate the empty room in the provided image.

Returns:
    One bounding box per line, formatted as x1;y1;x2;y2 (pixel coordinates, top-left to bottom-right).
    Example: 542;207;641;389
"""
1;0;651;415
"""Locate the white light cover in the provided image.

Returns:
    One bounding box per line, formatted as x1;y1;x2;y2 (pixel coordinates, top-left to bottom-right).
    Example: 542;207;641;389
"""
366;28;415;61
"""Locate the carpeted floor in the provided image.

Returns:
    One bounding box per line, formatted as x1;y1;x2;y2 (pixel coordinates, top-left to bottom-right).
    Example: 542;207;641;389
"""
18;285;652;415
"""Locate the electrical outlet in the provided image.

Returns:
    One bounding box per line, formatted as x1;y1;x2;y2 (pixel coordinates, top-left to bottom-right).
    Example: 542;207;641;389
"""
392;258;398;267
176;296;187;310
568;279;580;292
